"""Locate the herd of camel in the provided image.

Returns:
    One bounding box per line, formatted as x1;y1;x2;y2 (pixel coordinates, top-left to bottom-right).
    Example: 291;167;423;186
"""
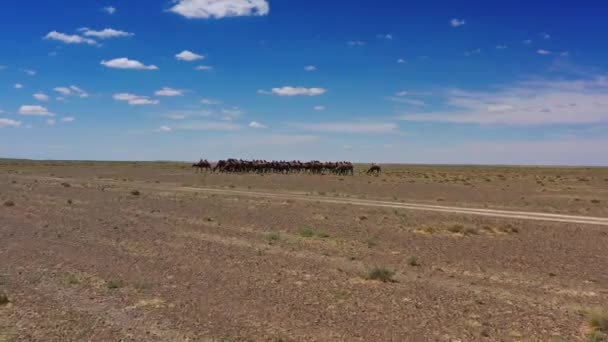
192;159;381;176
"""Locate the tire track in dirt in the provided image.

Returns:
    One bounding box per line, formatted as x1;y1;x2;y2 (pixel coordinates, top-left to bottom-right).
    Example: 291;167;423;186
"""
12;174;608;226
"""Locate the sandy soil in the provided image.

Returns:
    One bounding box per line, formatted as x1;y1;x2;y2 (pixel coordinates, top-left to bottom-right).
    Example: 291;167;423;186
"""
1;160;607;341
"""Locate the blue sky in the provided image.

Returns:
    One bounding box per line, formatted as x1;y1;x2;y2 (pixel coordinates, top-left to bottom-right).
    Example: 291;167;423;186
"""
1;0;608;165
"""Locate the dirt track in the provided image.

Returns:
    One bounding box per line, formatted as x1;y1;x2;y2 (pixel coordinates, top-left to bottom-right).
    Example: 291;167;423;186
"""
1;161;607;341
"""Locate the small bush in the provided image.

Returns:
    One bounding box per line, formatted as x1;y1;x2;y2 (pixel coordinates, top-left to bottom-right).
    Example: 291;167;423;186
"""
588;309;608;333
0;292;9;305
106;279;123;289
3;200;15;207
317;231;330;238
591;199;601;204
407;256;420;267
67;274;80;285
367;267;395;283
67;199;73;205
366;238;378;248
131;190;140;196
267;232;280;243
300;227;315;238
448;225;464;233
61;182;71;187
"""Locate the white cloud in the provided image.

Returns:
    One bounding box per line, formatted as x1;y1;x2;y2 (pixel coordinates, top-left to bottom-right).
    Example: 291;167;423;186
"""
347;40;365;46
154;126;172;132
496;45;508;49
175;50;205;61
397;58;407;64
304;65;317;71
80;28;133;39
53;85;89;98
46;119;56;126
61;117;75;122
21;69;36;76
395;90;431;97
387;97;426;106
195;65;213;71
14;83;23;89
201;98;221;105
19;105;54;116
314;105;325;110
292;122;398;134
169;0;270;19
537;49;551;55
523;40;533;44
103;6;116;14
33;93;49;101
168;114;186;120
377;34;393;40
540;32;551;40
113;93;159;105
249;121;267;128
560;51;570;57
101;58;158;70
44;31;97;45
155;87;184;97
464;48;481;56
260;86;327;96
398;76;608;125
0;118;21;128
450;18;466;27
175;121;241;131
222;107;244;119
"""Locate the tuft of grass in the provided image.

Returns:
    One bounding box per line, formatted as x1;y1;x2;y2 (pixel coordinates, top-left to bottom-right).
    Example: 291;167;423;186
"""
591;199;601;204
588;309;608;333
366;238;378;248
317;231;330;238
448;224;464;234
300;227;315;238
366;267;395;283
0;292;9;306
267;232;280;243
67;199;73;205
61;182;71;187
131;190;140;196
67;274;80;285
3;200;15;207
106;279;123;290
407;256;420;267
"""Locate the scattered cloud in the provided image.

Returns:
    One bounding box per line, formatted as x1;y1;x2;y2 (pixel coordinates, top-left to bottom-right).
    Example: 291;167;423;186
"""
0;65;7;70
540;32;551;40
395;90;431;96
259;86;327;96
21;69;36;76
397;58;407;64
169;0;270;19
560;51;570;57
464;48;481;56
537;49;551;55
292;122;398;134
168;114;186;120
53;85;89;98
102;6;116;14
154;126;172;132
450;18;466;27
387;97;426;106
496;45;508;49
174;121;241;131
44;31;97;45
79;28;133;39
249;121;267;128
33;93;49;101
221;107;244;119
155;87;184;97
175;50;205;61
14;83;23;89
377;34;393;40
314;105;325;110
347;40;365;46
61;117;75;122
398;76;608;125
523;39;533;44
19;105;53;116
195;65;213;71
0;118;21;128
304;65;317;71
201;98;221;105
113;93;159;105
101;58;158;70
46;119;56;126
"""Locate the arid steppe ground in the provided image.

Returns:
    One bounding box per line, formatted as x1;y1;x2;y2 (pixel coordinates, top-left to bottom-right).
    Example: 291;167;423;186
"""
1;160;607;341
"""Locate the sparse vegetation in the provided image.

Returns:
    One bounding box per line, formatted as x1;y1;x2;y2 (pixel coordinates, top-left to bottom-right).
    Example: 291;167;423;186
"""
591;199;601;204
67;199;73;205
131;190;141;196
407;256;420;267
267;232;280;243
67;274;80;285
366;267;395;283
0;292;9;306
366;238;378;248
106;279;123;289
61;182;71;187
300;227;315;238
585;309;608;340
3;200;15;207
448;224;464;234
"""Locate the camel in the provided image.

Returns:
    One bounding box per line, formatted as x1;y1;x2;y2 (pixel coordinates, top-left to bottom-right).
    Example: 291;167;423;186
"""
367;164;381;176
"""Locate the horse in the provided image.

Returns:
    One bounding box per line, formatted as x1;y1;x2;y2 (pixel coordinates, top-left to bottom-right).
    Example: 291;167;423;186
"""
367;164;381;176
